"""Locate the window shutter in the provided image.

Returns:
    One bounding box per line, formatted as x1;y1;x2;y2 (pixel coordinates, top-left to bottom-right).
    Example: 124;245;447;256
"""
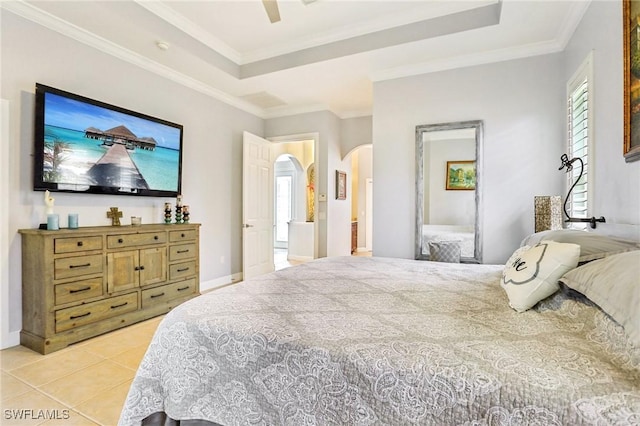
567;76;589;220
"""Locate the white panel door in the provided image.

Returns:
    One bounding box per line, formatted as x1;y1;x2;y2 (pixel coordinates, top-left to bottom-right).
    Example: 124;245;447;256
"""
243;131;274;279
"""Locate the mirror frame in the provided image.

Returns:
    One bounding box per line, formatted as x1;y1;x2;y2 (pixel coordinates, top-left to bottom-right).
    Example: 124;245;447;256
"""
415;120;483;263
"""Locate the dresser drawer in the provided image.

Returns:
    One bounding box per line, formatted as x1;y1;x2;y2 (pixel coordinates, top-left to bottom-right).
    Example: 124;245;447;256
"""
169;243;196;262
169;261;196;280
107;232;166;249
55;236;102;254
54;254;103;280
141;279;196;308
55;278;103;306
169;229;197;242
55;292;138;333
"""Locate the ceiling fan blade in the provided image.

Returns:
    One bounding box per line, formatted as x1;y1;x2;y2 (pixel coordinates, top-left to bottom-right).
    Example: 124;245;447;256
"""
262;0;281;23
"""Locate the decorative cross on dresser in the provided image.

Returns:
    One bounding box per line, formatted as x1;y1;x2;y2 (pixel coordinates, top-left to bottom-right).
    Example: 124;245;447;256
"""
107;207;123;226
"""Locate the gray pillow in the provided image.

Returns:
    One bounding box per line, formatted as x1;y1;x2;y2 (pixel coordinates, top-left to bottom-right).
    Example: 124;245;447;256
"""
560;251;640;348
429;241;461;263
521;230;639;263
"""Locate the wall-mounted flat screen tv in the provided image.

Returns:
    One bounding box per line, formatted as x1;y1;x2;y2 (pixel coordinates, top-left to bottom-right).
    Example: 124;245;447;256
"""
34;83;183;197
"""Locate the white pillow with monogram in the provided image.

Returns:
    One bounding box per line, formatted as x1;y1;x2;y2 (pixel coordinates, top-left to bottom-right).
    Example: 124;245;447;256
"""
500;241;580;312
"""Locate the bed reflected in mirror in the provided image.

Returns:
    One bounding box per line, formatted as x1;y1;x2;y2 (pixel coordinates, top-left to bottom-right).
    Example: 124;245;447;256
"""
415;120;483;263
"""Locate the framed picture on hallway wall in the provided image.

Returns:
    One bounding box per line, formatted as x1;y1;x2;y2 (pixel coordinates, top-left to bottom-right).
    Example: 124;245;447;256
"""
336;170;347;200
624;0;640;162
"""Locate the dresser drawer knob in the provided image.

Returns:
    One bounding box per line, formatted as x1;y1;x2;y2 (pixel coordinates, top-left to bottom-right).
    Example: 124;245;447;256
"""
150;292;165;299
111;302;128;309
177;286;190;291
118;238;124;243
177;249;189;254
69;263;90;269
70;312;91;320
154;235;159;240
77;241;83;247
177;267;189;272
181;233;185;238
69;286;91;294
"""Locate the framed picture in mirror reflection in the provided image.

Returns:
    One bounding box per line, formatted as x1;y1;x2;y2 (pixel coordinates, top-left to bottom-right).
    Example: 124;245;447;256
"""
446;160;476;190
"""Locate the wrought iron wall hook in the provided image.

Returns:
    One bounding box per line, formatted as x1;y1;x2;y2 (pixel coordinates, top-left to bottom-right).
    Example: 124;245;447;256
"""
558;154;605;229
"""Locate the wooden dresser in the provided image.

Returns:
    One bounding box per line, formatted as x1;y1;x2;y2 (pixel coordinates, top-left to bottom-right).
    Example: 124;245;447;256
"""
19;223;200;354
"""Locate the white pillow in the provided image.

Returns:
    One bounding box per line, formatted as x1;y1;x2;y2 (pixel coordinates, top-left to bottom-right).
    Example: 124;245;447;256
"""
501;241;580;312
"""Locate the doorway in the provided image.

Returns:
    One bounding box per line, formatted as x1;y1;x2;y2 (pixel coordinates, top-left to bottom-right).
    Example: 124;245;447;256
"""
274;156;296;250
271;140;315;270
274;154;306;270
349;145;373;255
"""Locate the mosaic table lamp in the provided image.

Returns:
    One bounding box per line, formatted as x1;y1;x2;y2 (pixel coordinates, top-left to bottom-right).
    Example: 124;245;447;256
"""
534;195;563;232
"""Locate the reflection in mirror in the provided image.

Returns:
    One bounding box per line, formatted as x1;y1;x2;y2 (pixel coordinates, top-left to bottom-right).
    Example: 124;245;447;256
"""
415;120;483;263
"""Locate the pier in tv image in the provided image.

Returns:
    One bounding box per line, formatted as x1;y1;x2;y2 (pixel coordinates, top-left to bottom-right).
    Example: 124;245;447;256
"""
36;84;183;197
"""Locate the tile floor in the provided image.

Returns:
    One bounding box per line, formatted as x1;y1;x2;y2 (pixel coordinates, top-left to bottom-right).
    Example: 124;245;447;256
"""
0;316;163;426
1;250;371;426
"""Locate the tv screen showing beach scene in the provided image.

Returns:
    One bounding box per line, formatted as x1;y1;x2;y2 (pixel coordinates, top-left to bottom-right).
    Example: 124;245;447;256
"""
34;83;183;197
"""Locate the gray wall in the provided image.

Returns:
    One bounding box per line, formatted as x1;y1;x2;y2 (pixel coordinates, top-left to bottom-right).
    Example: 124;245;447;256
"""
1;11;263;344
372;0;640;263
341;116;373;157
373;53;566;264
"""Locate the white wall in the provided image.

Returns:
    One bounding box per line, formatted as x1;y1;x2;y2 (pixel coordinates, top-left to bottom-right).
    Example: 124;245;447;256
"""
1;11;263;347
564;1;640;239
373;52;566;264
1;99;11;346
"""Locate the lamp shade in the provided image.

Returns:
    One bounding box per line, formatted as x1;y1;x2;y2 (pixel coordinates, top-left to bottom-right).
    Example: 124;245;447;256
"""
534;196;563;232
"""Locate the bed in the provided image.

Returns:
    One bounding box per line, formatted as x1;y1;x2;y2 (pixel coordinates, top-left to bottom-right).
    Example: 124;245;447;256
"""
119;232;640;425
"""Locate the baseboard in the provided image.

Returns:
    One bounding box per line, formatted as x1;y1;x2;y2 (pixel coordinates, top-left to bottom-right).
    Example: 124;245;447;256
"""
287;255;314;262
1;330;21;350
200;273;243;293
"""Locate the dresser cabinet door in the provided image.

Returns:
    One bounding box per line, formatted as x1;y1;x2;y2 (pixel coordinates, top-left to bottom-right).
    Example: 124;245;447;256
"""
140;247;167;287
107;250;139;293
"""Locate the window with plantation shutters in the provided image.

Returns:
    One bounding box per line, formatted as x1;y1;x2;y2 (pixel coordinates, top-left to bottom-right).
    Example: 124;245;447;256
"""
566;53;593;228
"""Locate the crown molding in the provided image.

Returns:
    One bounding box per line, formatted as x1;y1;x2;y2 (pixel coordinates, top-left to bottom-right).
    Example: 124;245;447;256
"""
370;0;590;83
1;1;265;118
262;102;330;120
370;39;564;82
337;109;373;120
555;0;591;50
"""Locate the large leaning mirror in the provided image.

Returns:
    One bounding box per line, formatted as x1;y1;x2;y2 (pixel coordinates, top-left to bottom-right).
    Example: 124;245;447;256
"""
415;120;483;263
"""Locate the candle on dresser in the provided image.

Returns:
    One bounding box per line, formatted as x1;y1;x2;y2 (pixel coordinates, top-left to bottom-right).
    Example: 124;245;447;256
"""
47;214;59;231
68;213;78;229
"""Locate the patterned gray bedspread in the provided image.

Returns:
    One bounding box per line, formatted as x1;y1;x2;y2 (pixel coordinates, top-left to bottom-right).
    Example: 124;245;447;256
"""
119;256;640;425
